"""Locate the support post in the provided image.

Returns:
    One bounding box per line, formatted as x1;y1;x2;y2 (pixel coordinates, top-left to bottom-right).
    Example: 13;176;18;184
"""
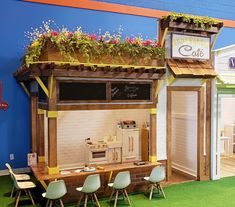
149;108;157;162
30;95;38;153
47;76;59;174
37;109;45;163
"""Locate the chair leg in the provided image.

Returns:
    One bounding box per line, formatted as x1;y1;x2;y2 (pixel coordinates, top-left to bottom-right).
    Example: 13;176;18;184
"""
149;185;154;200
159;184;166;199
28;189;35;206
15;190;21;207
122;190;126;200
49;200;53;207
114;190;119;207
93;193;100;207
109;189;115;202
10;185;15;198
124;190;131;206
77;193;84;207
59;199;64;207
84;194;88;207
46;199;50;207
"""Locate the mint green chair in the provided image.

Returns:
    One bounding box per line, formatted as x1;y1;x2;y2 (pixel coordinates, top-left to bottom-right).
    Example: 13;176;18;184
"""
108;171;131;207
76;174;101;207
42;180;67;207
10;171;36;207
5;163;31;197
144;166;166;200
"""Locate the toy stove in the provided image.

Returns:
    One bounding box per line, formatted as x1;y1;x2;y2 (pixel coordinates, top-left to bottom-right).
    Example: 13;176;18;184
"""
119;120;137;129
85;141;108;164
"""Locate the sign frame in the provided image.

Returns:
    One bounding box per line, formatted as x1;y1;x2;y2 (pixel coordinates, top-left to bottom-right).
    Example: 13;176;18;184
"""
171;33;211;61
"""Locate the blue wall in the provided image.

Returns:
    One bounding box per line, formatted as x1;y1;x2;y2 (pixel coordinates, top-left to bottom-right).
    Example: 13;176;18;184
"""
0;0;235;170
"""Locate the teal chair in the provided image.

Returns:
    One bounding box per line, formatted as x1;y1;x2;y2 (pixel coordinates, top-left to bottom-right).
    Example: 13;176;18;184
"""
76;174;101;207
108;171;131;207
5;163;31;197
144;165;166;200
42;180;67;207
10;171;36;207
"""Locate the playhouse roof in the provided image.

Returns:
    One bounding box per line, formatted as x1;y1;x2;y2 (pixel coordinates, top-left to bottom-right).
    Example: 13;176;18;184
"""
167;59;216;78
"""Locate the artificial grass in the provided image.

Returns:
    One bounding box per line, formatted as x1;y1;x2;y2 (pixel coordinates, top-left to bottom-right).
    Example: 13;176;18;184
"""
1;175;235;207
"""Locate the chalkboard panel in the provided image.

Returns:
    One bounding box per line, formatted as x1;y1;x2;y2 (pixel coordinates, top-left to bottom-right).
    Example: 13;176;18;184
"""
59;82;106;101
111;83;151;100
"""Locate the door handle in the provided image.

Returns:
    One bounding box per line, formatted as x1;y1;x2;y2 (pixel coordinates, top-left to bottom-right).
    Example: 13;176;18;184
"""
116;151;118;161
128;136;131;152
113;152;115;161
132;136;134;152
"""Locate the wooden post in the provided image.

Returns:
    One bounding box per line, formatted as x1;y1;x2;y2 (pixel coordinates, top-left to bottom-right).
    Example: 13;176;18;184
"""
47;76;59;174
37;109;45;163
205;79;212;180
30;95;37;153
149;108;157;162
197;87;205;181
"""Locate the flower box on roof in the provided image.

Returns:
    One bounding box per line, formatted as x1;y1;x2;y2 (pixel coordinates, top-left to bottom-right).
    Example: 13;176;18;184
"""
23;23;165;68
161;12;223;34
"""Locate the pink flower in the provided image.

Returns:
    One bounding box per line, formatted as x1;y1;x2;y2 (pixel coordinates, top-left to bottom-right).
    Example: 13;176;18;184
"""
88;34;97;41
51;31;58;36
143;39;152;46
67;32;73;38
111;39;119;44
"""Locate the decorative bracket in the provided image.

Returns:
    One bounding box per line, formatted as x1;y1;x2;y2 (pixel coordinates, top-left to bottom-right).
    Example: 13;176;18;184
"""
19;82;30;97
161;27;168;48
210;33;219;50
155;80;163;99
168;75;175;85
35;76;49;97
47;110;58;118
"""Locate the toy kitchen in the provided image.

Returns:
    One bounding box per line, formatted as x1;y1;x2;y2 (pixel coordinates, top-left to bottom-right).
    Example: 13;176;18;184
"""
85;120;141;165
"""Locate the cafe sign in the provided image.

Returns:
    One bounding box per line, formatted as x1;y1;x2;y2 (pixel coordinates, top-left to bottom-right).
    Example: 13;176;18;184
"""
171;34;210;60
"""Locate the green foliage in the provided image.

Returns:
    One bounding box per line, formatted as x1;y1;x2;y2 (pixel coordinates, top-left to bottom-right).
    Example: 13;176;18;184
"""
23;21;165;67
163;12;223;29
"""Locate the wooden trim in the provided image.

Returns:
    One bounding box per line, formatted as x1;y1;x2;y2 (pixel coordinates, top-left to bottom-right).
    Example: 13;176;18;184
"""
37;113;45;159
172;167;197;180
166;87;172;181
23;0;235;28
30;96;38;153
197;87;204;181
57;103;156;110
47;76;58;168
166;86;205;181
205;80;212;180
149;113;157;162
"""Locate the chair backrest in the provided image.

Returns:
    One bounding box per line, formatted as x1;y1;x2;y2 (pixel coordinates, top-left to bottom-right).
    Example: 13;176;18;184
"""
5;163;13;173
45;180;67;199
82;174;101;193
113;171;131;189
149;166;165;183
9;171;21;190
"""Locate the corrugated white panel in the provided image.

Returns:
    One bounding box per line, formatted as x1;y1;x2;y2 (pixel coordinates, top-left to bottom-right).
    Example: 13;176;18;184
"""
221;96;235;129
171;91;198;176
56;109;149;168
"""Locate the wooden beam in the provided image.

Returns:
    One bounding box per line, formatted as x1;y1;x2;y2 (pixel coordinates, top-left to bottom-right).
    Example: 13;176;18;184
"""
37;109;45;163
30;96;38;153
160;27;169;48
149;109;157;163
197;87;205;181
205;80;212;180
166;87;172;180
47;76;59;173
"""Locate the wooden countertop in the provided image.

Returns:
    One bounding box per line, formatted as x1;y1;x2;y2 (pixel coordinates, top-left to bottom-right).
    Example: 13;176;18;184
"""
31;162;161;181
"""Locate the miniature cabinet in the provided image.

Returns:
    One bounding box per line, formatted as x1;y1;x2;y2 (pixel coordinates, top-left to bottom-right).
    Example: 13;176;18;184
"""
117;128;140;162
108;148;121;163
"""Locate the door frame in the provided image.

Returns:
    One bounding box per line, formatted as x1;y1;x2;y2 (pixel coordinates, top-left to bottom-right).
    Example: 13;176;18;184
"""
166;86;205;181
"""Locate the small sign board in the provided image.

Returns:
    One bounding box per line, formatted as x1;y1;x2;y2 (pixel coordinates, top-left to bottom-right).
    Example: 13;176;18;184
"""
27;153;37;166
171;34;210;60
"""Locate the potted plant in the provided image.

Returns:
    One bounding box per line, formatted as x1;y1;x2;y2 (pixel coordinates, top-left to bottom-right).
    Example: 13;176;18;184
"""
161;12;223;34
23;21;165;68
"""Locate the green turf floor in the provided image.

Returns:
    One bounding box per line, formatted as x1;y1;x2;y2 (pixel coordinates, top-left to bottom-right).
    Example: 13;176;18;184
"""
1;175;235;207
